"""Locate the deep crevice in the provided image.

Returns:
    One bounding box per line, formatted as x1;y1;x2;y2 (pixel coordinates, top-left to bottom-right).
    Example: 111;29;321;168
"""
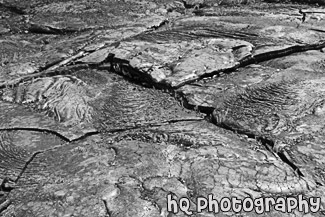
92;41;324;180
14;151;41;183
197;41;325;83
209;119;305;177
252;136;304;177
277;152;304;176
0;128;71;142
106;40;325;91
106;59;308;177
0;149;41;214
0;199;11;214
70;131;100;142
0;127;102;143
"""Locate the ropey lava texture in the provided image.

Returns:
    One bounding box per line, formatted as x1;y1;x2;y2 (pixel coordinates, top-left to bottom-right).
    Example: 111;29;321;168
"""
1;0;325;216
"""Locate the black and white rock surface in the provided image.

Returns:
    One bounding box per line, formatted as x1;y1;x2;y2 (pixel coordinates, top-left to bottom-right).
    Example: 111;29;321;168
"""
1;0;325;216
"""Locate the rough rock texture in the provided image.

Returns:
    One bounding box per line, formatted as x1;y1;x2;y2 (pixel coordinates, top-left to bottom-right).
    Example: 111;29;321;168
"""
1;0;325;217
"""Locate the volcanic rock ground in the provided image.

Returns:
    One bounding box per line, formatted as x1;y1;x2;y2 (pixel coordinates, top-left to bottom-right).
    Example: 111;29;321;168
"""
2;0;325;216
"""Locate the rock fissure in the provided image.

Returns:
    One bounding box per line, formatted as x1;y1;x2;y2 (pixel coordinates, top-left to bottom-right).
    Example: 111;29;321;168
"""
0;128;71;142
2;2;325;216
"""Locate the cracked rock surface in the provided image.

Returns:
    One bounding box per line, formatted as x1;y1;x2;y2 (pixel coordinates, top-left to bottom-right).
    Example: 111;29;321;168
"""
1;0;325;216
